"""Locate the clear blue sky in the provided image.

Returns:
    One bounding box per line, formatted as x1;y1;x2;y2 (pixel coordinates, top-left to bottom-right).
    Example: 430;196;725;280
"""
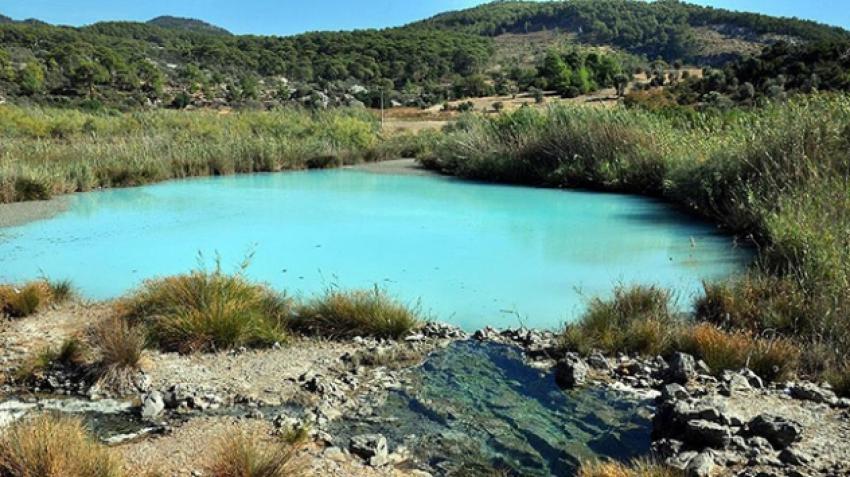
2;0;848;36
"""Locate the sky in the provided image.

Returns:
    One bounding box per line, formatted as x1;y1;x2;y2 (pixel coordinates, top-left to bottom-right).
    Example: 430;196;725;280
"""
1;0;848;36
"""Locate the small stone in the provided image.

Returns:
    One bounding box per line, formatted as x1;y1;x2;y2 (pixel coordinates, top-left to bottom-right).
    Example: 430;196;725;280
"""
587;353;612;371
323;446;347;462
661;383;690;401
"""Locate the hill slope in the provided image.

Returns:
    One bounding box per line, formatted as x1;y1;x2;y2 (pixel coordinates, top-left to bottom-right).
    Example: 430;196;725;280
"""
417;0;850;63
147;15;231;35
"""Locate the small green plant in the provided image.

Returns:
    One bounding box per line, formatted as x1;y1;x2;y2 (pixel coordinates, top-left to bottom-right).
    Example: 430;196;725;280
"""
294;286;422;339
119;259;289;353
15;337;88;382
0;414;125;477
47;279;75;303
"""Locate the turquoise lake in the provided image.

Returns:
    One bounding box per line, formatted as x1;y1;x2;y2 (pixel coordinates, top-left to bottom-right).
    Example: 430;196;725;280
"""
0;169;749;330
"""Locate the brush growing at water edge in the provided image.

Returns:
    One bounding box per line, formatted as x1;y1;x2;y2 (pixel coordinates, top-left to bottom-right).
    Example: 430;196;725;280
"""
117;261;290;354
293;286;423;339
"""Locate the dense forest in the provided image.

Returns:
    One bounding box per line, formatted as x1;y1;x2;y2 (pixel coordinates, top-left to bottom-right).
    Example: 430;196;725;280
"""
0;0;848;109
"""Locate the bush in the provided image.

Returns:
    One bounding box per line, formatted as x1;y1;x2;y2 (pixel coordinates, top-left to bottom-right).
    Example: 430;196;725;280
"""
560;285;678;356
294;287;422;339
0;414;125;477
0;281;54;318
205;430;306;477
118;262;289;353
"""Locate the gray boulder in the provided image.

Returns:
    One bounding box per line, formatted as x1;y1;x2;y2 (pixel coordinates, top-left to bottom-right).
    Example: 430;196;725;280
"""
790;382;837;404
747;414;802;448
141;391;165;419
554;354;589;389
350;434;389;467
685;419;732;448
686;451;716;477
668;352;697;384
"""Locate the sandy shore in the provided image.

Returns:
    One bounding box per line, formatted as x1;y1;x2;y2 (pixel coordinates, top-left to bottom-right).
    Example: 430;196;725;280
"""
0;195;71;228
348;158;437;177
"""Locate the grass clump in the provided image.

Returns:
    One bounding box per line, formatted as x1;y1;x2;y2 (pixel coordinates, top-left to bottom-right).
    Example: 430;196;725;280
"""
675;323;799;381
0;281;52;318
88;316;147;378
0;279;74;318
578;459;682;477
560;285;678;356
293;286;422;339
118;262;289;353
205;430;306;477
0;414;125;477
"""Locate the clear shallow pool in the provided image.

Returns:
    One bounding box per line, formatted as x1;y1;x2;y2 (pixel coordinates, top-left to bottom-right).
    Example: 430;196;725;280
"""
330;341;653;476
0;169;749;330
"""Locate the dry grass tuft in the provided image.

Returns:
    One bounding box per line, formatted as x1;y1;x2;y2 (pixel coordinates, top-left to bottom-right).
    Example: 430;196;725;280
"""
676;323;799;381
205;430;307;477
578;459;682;477
0;281;53;318
88;316;147;378
0;414;125;477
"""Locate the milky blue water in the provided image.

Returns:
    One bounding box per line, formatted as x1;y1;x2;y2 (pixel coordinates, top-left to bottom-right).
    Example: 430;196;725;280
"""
0;169;749;330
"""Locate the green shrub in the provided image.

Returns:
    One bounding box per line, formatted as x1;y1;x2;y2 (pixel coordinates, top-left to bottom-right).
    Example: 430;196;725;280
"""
294;287;422;339
118;262;289;353
560;285;678;356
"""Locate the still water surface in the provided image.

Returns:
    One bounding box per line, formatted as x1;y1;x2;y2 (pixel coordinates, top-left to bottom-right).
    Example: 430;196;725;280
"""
0;169;749;330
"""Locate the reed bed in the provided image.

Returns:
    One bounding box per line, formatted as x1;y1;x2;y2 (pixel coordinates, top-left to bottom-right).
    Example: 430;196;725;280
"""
425;94;850;388
0;105;382;203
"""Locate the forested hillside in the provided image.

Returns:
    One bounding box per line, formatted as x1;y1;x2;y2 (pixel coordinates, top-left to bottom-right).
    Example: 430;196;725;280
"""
0;0;848;110
420;0;849;62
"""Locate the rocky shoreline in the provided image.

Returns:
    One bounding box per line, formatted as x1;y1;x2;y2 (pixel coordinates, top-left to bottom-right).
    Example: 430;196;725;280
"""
1;307;848;476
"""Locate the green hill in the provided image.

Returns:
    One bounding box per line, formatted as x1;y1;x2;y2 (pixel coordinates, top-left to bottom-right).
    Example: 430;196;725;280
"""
0;0;848;109
147;15;232;36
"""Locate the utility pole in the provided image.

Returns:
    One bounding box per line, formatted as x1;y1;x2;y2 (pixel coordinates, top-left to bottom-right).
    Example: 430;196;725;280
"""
380;88;385;131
